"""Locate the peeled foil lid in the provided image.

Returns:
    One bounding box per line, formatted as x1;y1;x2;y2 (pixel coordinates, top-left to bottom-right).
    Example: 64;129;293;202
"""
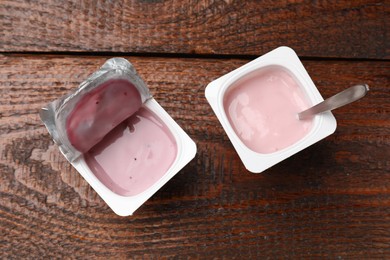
40;58;152;162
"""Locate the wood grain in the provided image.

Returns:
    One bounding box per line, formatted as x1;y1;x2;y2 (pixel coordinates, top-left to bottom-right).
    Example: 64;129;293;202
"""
1;54;389;258
1;0;388;59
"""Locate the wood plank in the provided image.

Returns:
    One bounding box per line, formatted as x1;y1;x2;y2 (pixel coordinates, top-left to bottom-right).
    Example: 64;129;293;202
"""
1;55;389;258
0;0;388;59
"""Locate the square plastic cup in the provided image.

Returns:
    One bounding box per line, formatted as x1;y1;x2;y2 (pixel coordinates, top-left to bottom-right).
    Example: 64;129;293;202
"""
205;46;337;173
68;99;196;216
41;58;197;216
42;96;196;216
68;98;196;216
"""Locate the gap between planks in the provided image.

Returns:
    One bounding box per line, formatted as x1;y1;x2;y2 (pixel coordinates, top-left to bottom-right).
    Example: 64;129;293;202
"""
1;51;389;62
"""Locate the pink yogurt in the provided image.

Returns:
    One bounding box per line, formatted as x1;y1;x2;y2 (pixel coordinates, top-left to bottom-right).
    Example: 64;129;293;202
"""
84;107;177;196
67;78;177;197
223;66;313;154
66;79;142;153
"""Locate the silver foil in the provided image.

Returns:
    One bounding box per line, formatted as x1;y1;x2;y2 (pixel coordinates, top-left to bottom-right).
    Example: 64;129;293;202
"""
40;58;152;162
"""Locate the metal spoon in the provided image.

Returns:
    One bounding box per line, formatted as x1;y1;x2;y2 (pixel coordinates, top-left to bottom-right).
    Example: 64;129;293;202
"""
298;84;369;120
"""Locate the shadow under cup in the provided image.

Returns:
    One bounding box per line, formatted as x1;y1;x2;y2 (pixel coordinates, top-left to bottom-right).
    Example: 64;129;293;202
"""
222;66;314;154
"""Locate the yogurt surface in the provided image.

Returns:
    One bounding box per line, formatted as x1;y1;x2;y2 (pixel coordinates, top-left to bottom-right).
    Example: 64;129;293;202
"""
223;66;313;154
85;107;177;196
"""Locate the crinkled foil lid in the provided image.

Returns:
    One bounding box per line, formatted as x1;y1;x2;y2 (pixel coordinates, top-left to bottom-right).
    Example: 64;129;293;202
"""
40;58;152;162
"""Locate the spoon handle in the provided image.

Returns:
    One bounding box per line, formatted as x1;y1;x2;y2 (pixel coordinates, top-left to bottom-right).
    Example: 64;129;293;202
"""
298;84;369;120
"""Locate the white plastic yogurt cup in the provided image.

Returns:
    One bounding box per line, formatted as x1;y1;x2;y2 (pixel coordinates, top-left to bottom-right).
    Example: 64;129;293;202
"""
71;98;196;216
205;46;337;173
41;58;196;216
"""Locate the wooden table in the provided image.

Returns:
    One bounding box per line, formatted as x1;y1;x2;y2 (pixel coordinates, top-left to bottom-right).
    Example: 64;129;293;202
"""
1;1;389;258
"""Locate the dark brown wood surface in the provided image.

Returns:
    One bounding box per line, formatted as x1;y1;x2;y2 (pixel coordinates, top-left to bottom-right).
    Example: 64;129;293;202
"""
1;0;389;58
1;0;390;258
1;55;389;258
